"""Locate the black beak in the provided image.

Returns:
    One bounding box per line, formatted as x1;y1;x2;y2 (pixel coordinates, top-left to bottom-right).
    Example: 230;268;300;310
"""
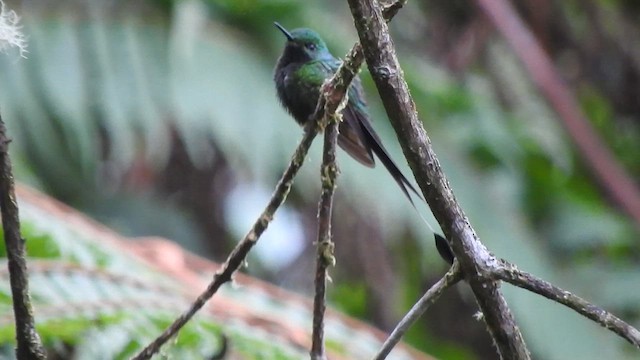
274;22;294;41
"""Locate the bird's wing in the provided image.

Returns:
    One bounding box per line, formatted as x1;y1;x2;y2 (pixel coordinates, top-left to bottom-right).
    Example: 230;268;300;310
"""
319;60;375;167
323;60;422;201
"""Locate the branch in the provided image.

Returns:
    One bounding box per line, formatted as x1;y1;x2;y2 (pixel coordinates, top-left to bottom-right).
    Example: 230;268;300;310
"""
309;4;409;356
492;261;640;349
0;112;46;359
346;0;530;358
132;121;319;360
310;112;340;359
475;0;640;228
309;3;411;356
375;262;463;360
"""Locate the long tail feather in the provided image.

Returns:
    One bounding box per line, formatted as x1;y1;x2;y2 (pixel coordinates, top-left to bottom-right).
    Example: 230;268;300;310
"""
358;120;423;204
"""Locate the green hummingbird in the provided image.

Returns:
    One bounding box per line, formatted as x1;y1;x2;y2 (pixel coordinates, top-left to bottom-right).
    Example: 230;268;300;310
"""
273;22;420;203
273;23;455;264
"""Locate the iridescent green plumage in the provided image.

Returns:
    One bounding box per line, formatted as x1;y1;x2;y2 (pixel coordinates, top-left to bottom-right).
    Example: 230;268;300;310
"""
273;23;420;199
273;23;454;265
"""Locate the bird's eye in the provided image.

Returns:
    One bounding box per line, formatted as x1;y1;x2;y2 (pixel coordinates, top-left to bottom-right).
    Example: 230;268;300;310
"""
305;43;317;51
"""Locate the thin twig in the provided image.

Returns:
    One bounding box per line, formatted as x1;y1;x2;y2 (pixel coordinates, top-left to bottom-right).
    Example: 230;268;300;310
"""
0;112;47;359
346;0;531;358
475;0;640;228
308;4;408;356
310;112;340;359
375;262;463;360
307;4;409;356
132;122;320;359
493;261;640;349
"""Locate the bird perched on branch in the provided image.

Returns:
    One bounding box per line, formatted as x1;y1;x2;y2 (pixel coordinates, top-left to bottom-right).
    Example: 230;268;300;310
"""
273;23;454;264
273;23;420;201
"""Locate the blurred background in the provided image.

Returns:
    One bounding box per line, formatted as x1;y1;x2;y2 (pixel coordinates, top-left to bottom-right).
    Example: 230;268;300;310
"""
0;0;639;359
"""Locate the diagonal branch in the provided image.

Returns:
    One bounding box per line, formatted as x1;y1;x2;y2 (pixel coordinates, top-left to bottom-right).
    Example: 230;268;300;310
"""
0;112;47;360
375;262;463;360
492;260;640;349
132;120;320;360
346;0;530;358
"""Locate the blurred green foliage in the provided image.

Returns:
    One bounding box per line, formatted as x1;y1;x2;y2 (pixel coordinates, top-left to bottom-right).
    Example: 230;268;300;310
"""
0;211;230;359
0;0;639;359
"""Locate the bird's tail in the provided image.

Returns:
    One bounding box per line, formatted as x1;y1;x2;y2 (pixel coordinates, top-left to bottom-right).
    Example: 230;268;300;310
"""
360;122;454;264
358;118;422;206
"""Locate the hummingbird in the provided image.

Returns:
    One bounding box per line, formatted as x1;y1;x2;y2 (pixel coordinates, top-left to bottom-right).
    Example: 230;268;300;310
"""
273;23;454;264
273;22;420;203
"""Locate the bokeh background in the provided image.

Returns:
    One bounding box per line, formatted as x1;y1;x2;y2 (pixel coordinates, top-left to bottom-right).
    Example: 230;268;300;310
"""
1;0;639;359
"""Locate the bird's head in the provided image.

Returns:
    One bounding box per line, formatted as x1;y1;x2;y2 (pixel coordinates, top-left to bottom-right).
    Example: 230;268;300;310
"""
274;23;332;65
